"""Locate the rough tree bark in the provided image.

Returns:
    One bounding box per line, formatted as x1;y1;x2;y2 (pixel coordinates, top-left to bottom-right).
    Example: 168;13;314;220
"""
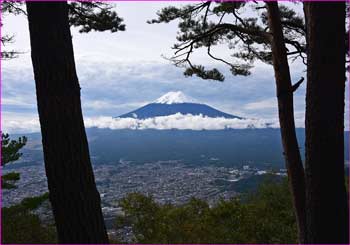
304;2;349;243
26;2;109;243
266;2;306;243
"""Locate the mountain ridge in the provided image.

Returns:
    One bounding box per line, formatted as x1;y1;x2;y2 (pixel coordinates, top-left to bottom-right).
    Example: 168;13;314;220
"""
117;91;242;119
118;102;242;119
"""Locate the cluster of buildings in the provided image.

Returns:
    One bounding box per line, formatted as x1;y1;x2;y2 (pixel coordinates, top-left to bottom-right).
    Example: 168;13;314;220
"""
2;160;287;239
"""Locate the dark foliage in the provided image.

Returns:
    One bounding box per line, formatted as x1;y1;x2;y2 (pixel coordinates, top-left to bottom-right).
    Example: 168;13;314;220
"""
149;2;306;81
2;193;57;244
1;172;20;189
1;2;25;59
1;1;125;59
1;133;27;189
1;133;27;166
68;2;125;33
115;178;297;244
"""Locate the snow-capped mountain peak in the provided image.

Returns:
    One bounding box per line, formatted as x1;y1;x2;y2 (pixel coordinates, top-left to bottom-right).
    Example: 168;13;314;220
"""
155;91;195;104
117;91;242;119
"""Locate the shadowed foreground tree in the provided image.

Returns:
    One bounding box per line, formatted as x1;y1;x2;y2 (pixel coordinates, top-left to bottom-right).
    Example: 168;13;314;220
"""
265;2;306;241
151;2;349;242
150;2;307;241
303;2;349;243
25;2;124;243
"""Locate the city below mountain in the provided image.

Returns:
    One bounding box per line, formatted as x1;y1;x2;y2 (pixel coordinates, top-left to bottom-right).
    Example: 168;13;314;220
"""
117;91;242;119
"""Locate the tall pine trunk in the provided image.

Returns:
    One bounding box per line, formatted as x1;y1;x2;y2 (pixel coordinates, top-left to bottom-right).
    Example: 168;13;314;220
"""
304;3;349;243
26;2;109;243
266;2;306;243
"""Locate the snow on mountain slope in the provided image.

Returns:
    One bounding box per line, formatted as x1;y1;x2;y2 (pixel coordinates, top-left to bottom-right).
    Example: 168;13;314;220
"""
118;91;241;119
154;91;195;104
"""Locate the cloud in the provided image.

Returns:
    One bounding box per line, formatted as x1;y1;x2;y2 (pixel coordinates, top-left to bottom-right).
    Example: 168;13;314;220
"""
2;112;280;134
1;3;347;133
83;100;149;111
2;10;307;126
244;98;277;110
1;97;36;108
84;113;279;130
1;112;40;134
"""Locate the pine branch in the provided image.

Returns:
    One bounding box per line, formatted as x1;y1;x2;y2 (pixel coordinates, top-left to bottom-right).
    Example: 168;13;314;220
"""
292;77;304;92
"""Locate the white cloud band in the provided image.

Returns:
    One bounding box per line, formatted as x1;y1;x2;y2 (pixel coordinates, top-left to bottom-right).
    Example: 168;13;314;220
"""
84;113;278;131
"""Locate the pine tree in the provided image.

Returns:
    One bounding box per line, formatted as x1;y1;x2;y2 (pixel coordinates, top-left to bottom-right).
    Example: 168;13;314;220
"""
25;2;124;243
150;3;349;242
303;2;349;243
1;133;27;166
1;133;27;189
149;2;307;241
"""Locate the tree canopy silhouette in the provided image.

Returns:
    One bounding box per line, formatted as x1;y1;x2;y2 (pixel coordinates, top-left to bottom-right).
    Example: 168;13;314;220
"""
149;1;306;81
150;2;349;243
150;2;307;242
24;1;125;243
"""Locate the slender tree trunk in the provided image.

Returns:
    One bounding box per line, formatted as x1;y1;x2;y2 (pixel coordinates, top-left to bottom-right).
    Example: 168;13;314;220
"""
266;2;306;243
303;3;349;243
26;2;109;243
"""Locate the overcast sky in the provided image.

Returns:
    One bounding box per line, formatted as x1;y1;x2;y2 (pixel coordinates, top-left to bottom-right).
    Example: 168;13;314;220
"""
1;2;348;133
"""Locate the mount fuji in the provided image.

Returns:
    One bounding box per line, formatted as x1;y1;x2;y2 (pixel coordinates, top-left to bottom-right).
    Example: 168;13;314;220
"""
117;91;242;119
